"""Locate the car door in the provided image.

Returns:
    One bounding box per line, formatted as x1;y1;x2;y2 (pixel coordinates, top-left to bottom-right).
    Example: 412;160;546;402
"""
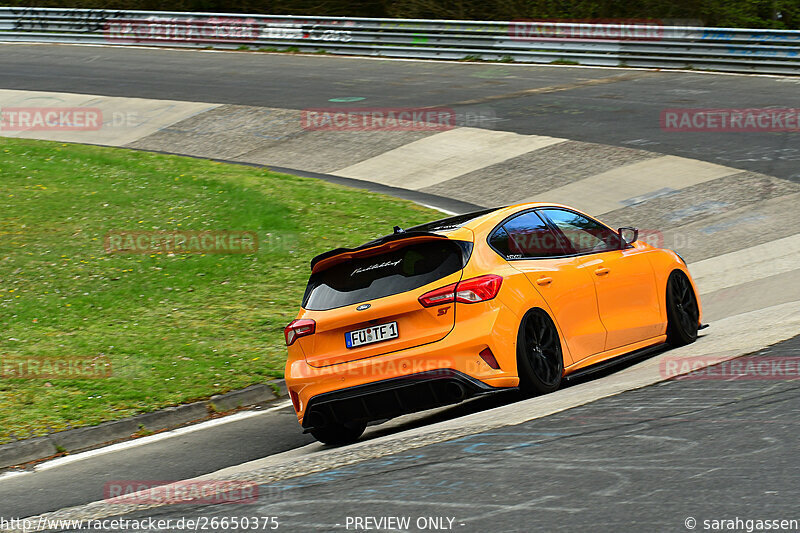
489;210;607;365
538;208;663;351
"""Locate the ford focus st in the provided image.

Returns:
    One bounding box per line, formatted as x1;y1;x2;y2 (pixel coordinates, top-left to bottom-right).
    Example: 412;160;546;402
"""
284;203;702;444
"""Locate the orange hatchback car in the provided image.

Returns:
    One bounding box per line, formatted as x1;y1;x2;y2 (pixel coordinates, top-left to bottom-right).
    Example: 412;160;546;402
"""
284;203;702;444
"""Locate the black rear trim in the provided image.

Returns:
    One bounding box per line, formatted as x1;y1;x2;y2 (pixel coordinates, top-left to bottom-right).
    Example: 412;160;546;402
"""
301;369;502;430
310;231;445;271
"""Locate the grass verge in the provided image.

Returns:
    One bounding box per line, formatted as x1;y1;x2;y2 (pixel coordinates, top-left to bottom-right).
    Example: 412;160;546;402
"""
0;138;440;443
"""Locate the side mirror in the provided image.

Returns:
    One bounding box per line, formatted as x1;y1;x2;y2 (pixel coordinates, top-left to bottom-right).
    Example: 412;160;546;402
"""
618;227;638;248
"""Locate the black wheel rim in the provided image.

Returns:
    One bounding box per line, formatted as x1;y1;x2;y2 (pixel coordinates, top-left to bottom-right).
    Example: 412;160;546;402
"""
671;274;699;334
524;312;562;386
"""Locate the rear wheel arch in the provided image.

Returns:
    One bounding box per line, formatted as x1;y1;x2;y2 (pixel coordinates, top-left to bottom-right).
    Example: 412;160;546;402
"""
500;268;575;366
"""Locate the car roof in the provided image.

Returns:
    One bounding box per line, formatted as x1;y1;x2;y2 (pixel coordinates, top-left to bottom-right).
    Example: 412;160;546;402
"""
309;202;583;271
420;202;582;233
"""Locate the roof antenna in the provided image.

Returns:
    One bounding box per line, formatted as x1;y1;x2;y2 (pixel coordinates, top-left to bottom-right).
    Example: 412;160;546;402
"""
393;226;405;234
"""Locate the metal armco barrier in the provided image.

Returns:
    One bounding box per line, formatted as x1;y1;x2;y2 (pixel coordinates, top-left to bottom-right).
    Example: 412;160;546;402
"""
1;7;799;75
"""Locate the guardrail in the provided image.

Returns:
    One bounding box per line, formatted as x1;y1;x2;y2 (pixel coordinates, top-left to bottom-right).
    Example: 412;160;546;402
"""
1;7;799;75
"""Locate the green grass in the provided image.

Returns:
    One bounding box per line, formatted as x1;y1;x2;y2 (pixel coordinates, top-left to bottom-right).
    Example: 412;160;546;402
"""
0;139;440;442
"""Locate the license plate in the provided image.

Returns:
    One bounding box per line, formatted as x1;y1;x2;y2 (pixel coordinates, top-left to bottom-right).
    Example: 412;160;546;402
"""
345;322;398;349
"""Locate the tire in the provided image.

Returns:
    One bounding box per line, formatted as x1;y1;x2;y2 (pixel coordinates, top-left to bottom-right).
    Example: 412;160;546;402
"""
666;270;700;347
309;421;366;446
517;309;564;395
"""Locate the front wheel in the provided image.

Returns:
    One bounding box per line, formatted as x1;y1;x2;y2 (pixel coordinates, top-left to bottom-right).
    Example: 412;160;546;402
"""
517;309;564;395
309;421;366;446
666;270;699;346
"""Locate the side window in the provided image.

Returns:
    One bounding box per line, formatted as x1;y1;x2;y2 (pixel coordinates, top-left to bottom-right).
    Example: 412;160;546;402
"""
490;211;565;259
539;209;620;254
488;225;513;257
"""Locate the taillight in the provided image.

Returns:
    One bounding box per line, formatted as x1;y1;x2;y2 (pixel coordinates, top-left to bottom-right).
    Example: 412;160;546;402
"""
284;319;316;346
455;274;503;303
418;282;457;307
419;275;503;307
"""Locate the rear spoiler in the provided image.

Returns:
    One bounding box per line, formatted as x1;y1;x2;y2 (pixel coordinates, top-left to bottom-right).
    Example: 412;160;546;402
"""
310;231;450;273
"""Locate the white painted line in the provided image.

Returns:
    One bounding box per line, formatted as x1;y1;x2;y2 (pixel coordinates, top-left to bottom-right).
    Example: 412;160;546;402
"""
333;128;566;190
528;155;739;215
690;233;800;294
31;401;293;472
0;469;32;481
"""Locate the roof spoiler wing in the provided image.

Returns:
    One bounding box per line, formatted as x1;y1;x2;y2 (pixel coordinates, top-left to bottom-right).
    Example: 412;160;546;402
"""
310;231;449;273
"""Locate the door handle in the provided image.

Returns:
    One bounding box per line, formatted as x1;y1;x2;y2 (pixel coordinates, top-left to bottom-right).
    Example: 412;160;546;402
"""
536;276;553;286
594;267;610;276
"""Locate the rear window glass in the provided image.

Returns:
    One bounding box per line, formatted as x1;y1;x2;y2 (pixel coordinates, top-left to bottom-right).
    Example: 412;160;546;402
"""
303;240;466;311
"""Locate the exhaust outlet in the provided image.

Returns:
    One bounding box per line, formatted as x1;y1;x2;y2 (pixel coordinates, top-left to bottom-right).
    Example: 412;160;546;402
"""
445;382;466;402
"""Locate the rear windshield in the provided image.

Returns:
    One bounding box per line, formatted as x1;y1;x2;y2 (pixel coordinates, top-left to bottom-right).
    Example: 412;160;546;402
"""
302;240;469;311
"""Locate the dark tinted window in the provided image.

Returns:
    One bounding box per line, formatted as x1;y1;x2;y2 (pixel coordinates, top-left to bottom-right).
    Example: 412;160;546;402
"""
488;225;512;256
539;209;619;254
303;240;465;311
491;211;565;258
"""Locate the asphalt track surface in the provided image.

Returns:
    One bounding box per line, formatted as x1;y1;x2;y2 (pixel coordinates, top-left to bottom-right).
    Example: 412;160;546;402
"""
63;334;800;532
0;358;654;518
1;44;799;527
0;405;312;518
1;44;799;182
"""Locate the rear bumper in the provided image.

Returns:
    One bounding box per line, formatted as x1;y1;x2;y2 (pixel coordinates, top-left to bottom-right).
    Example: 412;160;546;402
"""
301;369;499;430
285;301;522;426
